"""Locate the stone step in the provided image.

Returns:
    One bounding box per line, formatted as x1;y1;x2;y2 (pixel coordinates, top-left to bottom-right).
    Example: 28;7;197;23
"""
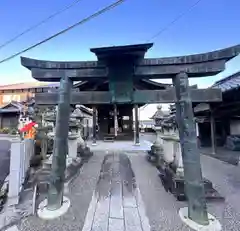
103;136;115;142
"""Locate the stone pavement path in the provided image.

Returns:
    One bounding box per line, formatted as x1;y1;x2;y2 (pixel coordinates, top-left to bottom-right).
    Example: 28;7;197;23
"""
82;153;150;231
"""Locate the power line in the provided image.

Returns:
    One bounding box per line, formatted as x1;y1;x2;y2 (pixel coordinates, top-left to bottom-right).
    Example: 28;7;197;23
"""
0;0;126;65
0;0;83;50
146;0;203;42
143;0;203;109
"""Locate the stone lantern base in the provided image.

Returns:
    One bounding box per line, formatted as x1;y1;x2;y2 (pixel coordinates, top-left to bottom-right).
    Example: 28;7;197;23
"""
77;145;93;159
156;135;224;201
158;164;223;201
147;126;163;165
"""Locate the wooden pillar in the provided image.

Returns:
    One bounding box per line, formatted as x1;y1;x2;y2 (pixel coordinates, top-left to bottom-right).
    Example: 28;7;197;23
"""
210;106;216;155
114;104;118;137
134;104;140;145
172;72;209;225
92;106;97;145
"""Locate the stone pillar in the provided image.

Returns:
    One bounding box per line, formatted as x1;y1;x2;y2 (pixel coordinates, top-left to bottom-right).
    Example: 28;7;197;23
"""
77;127;85;148
174;140;184;177
68;135;78;159
114;104;118;137
8;138;22;206
134;104;140;145
47;76;73;211
92;106;97;145
210;107;216;155
172;72;208;225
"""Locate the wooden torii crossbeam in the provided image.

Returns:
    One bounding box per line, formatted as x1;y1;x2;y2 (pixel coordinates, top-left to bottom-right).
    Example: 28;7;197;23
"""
21;43;240;225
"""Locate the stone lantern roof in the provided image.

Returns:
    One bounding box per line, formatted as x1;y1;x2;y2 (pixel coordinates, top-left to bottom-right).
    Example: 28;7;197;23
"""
150;105;165;120
150;105;166;126
161;104;178;129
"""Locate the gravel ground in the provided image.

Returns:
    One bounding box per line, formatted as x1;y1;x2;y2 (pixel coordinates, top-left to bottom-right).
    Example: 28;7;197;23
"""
128;145;240;230
128;153;191;231
138;133;240;230
16;152;105;231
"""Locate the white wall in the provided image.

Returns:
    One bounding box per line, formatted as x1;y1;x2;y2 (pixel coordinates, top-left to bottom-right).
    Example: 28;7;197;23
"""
230;120;240;135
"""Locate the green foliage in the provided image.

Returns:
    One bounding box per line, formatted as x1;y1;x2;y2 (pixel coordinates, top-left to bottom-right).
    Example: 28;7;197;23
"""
0;127;19;135
0;127;10;134
9;128;18;135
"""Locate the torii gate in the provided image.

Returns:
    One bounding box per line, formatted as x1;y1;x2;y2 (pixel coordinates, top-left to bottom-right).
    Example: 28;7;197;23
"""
21;43;239;226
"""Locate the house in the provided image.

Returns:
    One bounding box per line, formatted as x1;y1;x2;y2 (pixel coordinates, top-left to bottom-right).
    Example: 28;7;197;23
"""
0;101;23;129
194;71;240;149
0;82;59;107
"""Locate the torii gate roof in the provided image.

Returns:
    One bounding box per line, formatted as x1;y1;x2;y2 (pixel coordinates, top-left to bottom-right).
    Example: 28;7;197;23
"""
21;43;240;82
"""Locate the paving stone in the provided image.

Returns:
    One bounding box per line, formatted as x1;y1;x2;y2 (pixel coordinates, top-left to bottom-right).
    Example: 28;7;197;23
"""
125;225;143;231
91;198;110;231
5;225;19;231
124;207;141;227
109;182;123;219
109;154;124;218
108;218;124;231
81;194;98;231
135;188;151;231
123;189;137;208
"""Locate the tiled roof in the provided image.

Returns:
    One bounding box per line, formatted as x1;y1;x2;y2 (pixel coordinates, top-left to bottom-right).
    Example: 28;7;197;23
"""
0;82;59;90
150;110;169;119
0;101;23;113
79;105;92;115
212;71;240;92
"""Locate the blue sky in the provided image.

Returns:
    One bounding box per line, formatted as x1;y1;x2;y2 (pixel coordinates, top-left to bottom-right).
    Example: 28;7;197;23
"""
0;0;239;118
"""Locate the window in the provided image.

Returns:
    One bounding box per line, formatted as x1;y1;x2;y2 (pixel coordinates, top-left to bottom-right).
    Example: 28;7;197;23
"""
2;94;21;103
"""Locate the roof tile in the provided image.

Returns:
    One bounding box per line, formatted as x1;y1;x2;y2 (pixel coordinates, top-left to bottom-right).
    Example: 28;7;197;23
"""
212;71;240;92
0;82;59;90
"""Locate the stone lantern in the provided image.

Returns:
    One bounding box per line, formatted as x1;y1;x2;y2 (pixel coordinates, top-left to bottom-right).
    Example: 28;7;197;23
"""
42;110;58;166
147;105;164;165
71;105;85;145
71;105;93;158
68;117;80;160
43;109;57;141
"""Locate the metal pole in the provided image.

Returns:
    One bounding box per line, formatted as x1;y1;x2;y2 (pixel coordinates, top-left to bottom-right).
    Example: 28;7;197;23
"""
47;75;72;210
92;106;97;145
210;106;216;155
134;104;140;144
172;72;209;225
114;104;118;137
